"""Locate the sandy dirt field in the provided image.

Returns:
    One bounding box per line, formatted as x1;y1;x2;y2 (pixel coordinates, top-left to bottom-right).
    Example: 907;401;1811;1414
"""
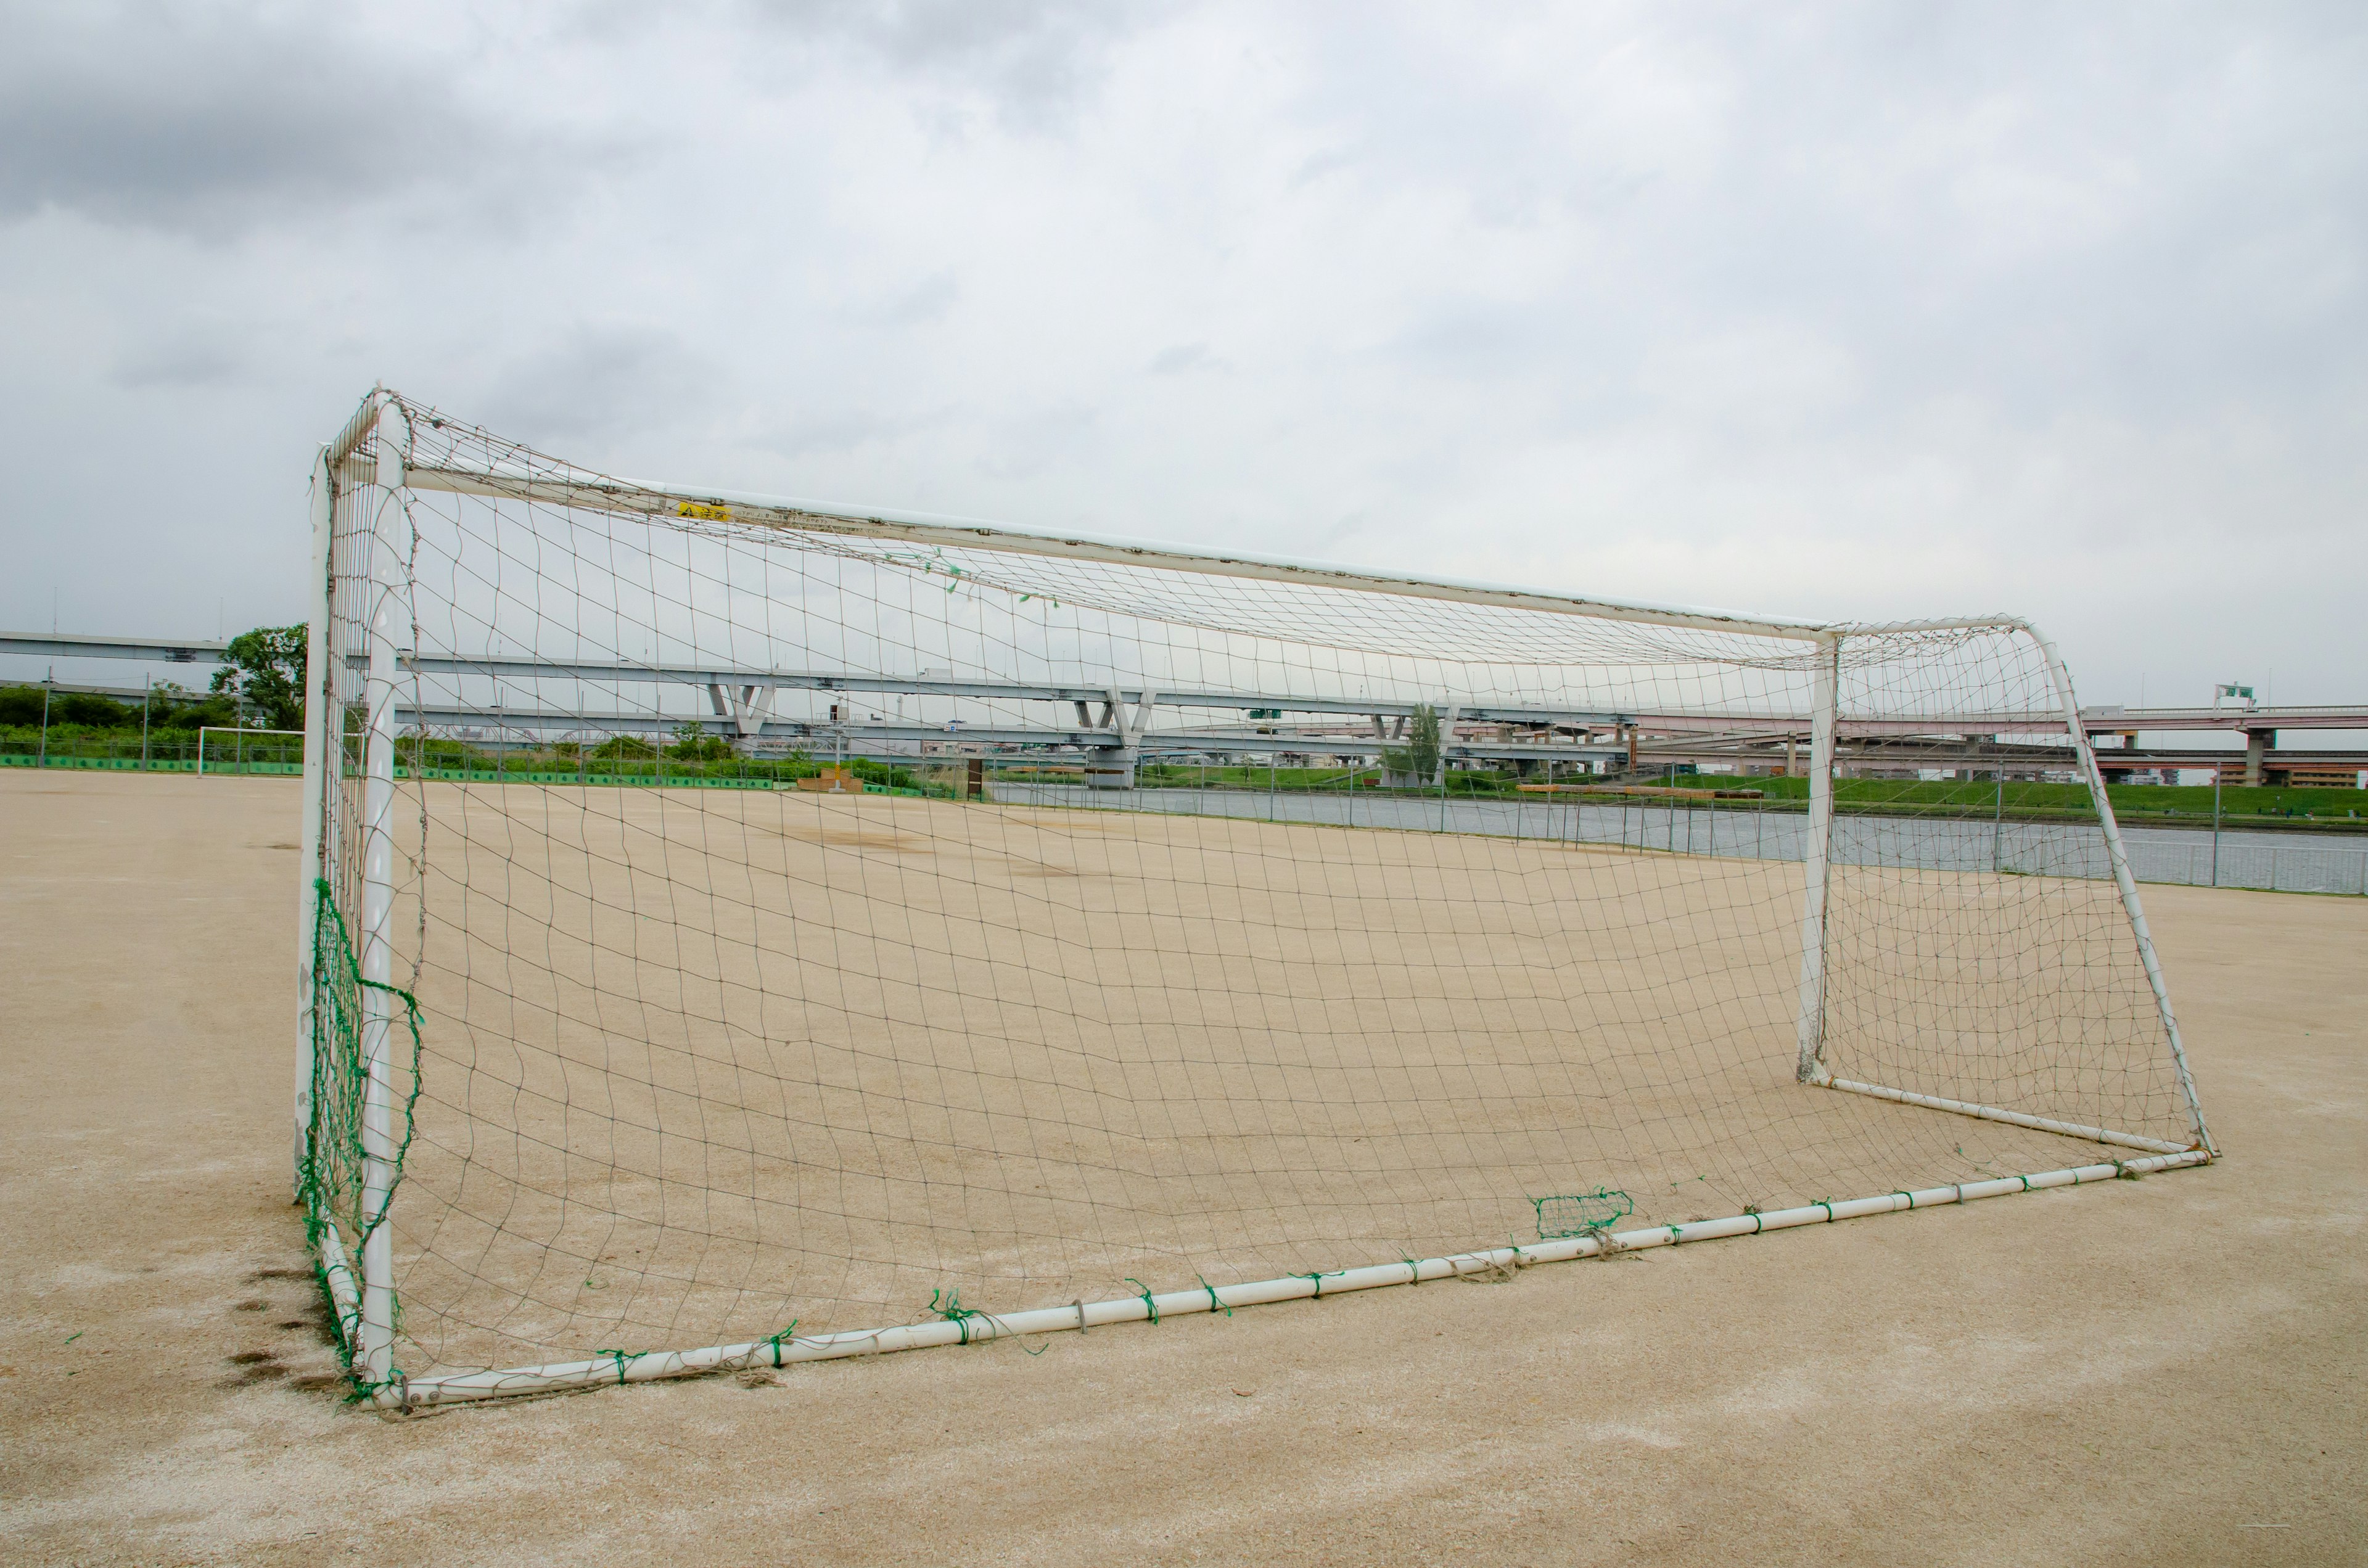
2;771;2361;1566
355;778;2180;1381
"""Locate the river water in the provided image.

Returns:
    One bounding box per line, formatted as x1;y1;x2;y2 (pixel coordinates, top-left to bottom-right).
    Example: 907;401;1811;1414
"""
994;783;2368;897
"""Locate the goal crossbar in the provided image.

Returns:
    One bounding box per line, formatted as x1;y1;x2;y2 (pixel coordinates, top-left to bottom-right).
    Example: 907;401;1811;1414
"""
389;454;1836;644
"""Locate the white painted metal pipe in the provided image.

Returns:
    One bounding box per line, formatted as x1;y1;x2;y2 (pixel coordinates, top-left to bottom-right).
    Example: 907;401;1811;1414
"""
392;460;1833;643
376;1149;2208;1407
294;448;333;1196
1832;613;2033;636
356;462;405;1388
1793;636;1838;1082
317;1219;364;1353
1823;1078;2193;1154
1772;613;2212;1156
326;386;391;466
2022;622;2216;1156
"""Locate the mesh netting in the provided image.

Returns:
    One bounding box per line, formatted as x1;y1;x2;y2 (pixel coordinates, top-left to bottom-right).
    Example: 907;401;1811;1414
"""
303;393;2203;1389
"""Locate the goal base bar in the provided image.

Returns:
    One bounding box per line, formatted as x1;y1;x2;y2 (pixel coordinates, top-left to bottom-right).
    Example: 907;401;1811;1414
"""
1822;1078;2197;1155
364;1149;2209;1409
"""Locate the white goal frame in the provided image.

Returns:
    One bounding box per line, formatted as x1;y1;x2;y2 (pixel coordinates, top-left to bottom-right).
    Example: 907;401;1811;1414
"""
297;390;2216;1407
197;725;303;774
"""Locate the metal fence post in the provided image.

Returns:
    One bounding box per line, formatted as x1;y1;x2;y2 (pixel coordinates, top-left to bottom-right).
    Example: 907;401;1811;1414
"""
1992;772;2004;874
2211;770;2222;888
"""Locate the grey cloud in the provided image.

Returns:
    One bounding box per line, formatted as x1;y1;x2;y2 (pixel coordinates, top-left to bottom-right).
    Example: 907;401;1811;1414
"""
1294;5;2366;445
879;271;961;325
109;325;249;390
763;405;951;459
1148;342;1212;375
0;2;2361;711
1287;147;1362;191
477;324;718;446
972;398;1102;481
0;3;623;239
1381;301;1578;384
742;0;1175;127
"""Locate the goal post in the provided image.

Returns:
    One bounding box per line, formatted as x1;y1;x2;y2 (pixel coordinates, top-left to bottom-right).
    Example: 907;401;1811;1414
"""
1793;634;1838;1084
294;447;334;1194
298;389;2215;1407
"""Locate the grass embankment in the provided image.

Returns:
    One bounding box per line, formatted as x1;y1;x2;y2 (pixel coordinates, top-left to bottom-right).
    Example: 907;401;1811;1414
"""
0;728;957;795
1748;775;2368;832
10;730;2362;830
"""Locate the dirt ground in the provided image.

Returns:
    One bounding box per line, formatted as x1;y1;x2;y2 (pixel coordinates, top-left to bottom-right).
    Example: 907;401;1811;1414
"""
2;771;2361;1566
353;776;2181;1379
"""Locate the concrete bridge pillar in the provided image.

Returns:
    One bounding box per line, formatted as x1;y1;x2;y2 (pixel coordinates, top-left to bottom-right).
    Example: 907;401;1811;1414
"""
2244;728;2275;788
2098;729;2140;786
1084;748;1137;789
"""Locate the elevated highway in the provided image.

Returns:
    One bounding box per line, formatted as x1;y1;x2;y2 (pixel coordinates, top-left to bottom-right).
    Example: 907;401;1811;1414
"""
6;631;2361;787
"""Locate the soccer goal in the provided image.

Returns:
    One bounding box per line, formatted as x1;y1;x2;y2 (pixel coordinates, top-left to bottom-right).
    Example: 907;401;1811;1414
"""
296;389;2214;1408
197;725;303;775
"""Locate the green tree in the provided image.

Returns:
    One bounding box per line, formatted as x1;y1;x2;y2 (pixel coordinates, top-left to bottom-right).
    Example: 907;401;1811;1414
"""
0;687;141;728
1382;703;1442;785
665;724;734;761
163;691;241;729
210;623;308;732
54;692;133;727
0;685;46;725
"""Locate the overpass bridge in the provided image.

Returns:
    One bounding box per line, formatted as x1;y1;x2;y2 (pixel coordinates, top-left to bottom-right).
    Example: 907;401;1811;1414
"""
6;631;2362;787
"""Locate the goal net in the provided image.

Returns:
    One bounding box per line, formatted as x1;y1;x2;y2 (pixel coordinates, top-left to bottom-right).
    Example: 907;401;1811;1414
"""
297;390;2211;1406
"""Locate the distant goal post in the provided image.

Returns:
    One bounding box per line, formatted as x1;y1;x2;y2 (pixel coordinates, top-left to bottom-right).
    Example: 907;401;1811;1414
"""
196;726;303;774
296;388;2214;1408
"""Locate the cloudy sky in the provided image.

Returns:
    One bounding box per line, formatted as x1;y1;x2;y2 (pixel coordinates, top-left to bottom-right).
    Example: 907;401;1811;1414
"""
2;1;2361;705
